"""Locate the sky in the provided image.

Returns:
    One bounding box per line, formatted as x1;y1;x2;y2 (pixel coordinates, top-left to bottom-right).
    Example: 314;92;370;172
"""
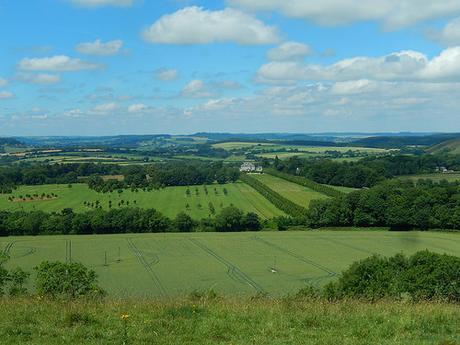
1;0;460;136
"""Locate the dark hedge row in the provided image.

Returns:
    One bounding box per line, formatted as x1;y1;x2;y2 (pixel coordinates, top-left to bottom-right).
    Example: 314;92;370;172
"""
240;174;306;218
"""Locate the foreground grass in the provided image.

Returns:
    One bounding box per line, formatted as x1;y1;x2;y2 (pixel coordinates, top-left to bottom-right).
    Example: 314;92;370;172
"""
0;297;458;345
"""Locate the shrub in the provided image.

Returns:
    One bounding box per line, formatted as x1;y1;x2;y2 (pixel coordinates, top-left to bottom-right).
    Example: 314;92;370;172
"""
329;251;460;302
34;261;105;298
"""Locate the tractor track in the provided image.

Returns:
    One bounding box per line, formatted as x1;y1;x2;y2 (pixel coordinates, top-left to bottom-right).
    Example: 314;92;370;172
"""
316;236;376;255
252;236;337;283
189;238;265;294
3;242;14;256
126;238;167;297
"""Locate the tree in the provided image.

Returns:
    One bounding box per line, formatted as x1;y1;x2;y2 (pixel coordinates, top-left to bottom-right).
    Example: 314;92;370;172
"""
243;212;261;231
215;206;243;232
174;212;195;232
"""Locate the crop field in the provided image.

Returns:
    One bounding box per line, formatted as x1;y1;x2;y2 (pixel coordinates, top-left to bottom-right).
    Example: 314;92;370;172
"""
213;141;392;154
251;173;329;207
1;230;458;297
0;182;284;219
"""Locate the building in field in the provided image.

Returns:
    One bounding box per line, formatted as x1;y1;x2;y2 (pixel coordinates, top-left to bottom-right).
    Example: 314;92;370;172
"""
240;162;263;173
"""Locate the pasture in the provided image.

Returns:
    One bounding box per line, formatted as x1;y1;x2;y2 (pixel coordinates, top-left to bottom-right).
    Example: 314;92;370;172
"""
0;182;284;219
251;173;329;207
1;230;459;297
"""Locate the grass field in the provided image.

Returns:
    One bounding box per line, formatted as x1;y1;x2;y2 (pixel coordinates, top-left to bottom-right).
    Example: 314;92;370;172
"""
0;182;284;219
250;173;329;207
400;173;460;183
0;298;458;345
2;230;458;297
213;141;392;154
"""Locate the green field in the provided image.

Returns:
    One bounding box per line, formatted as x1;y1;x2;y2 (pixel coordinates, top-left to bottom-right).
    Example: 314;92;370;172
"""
1;230;458;297
251;173;329;207
400;173;460;183
0;183;284;219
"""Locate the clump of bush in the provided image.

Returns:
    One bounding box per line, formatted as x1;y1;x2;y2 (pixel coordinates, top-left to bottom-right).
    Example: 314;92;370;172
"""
298;251;460;302
0;254;29;296
34;261;105;298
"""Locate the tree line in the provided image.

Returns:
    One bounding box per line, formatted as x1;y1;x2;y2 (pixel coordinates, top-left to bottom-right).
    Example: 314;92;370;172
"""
240;174;306;218
0;206;262;236
273;154;460;188
0;161;240;193
305;179;460;230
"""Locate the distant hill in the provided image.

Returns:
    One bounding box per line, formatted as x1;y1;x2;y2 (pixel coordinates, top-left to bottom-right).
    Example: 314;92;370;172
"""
0;137;22;146
350;133;460;149
428;138;460;154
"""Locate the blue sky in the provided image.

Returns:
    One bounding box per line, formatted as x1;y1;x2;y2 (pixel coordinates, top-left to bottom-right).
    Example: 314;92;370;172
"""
1;0;460;135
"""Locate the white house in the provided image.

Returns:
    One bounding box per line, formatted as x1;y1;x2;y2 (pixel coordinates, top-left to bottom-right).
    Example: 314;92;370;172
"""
240;162;263;173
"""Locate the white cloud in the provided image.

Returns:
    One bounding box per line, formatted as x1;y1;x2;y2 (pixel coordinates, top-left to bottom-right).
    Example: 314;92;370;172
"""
267;41;312;61
228;0;460;30
182;79;213;98
154;68;179;81
70;0;133;8
18;73;61;85
128;103;148;113
76;39;123;56
91;102;119;114
0;78;8;87
18;55;102;72
430;17;460;46
143;6;280;44
257;48;460;83
0;91;14;100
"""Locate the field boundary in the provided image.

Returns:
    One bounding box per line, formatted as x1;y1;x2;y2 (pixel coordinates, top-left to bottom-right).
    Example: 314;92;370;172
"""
265;169;343;198
126;238;167;297
240;174;306;217
189;238;265;294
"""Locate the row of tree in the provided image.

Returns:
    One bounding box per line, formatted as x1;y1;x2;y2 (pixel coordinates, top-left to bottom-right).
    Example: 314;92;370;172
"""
274;154;460;188
240;174;306;218
306;179;460;230
0;206;262;236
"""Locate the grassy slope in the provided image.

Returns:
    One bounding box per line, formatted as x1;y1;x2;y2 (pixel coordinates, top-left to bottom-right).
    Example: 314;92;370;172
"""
251;174;329;207
1;231;459;297
0;298;458;345
428;138;460;155
0;182;284;219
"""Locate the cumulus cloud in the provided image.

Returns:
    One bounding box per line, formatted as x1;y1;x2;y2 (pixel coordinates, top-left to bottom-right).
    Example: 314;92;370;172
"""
154;68;179;81
429;17;460;46
18;55;102;72
182;79;213;98
76;39;123;56
128;103;148;113
70;0;133;8
267;41;312;61
0;91;15;100
228;0;460;30
257;48;460;83
0;78;8;87
18;73;61;85
91;102;119;114
143;6;280;44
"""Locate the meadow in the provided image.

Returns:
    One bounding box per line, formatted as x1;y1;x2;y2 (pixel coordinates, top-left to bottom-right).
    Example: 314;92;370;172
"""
251;174;329;207
0;182;284;219
1;230;458;297
0;298;458;345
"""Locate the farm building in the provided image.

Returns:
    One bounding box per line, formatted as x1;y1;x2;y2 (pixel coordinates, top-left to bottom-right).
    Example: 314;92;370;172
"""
240;162;263;173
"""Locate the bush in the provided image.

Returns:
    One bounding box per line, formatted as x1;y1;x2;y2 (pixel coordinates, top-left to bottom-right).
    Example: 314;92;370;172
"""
328;251;460;302
34;261;105;298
